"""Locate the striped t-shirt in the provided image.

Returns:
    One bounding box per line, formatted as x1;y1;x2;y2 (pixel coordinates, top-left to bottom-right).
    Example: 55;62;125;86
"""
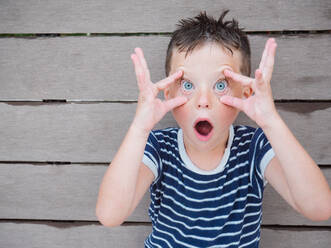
142;125;275;248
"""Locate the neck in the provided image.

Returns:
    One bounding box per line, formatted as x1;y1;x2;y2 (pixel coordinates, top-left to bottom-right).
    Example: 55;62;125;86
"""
183;129;229;171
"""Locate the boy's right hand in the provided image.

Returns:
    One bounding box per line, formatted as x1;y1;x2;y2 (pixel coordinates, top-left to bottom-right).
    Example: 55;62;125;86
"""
130;47;187;136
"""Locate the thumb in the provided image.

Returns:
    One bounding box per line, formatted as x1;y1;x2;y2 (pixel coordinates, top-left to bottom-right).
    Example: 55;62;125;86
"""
220;95;244;111
164;96;188;113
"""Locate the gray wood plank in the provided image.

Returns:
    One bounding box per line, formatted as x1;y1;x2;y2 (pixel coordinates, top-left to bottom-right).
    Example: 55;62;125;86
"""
0;163;150;222
0;163;330;226
0;0;330;33
0;222;330;248
0;222;152;248
0;102;330;163
260;228;331;248
262;170;331;225
0;34;330;100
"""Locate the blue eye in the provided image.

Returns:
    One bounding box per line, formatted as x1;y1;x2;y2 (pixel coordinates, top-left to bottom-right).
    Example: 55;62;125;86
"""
181;81;194;91
215;80;228;92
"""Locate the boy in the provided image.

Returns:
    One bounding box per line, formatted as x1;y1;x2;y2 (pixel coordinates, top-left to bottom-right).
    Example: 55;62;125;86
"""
96;11;331;247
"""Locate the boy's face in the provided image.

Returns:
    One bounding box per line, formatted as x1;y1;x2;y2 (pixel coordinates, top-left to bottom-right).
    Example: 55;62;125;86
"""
165;42;251;151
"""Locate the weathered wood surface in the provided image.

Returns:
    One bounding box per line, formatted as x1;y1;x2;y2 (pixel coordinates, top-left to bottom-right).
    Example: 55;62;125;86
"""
0;34;330;100
262;171;331;225
0;0;330;247
0;102;330;163
1;163;330;226
0;222;330;248
0;222;152;248
260;228;331;248
0;0;330;33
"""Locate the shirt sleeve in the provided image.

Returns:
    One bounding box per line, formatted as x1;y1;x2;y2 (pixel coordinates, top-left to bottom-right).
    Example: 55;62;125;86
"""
249;128;275;195
142;131;162;184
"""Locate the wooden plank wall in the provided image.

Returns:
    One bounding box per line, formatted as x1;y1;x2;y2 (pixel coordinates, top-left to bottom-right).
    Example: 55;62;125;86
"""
0;0;330;247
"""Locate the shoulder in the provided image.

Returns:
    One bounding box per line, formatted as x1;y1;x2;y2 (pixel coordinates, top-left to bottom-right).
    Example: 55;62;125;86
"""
232;125;271;154
233;125;273;165
145;127;179;153
233;125;267;142
232;125;257;143
150;127;179;143
233;125;256;133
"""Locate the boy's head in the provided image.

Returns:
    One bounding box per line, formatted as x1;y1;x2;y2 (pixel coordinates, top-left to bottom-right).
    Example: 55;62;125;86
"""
164;11;253;151
165;10;251;77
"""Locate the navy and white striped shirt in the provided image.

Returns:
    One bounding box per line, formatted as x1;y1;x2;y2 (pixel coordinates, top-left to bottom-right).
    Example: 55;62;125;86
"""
142;125;275;248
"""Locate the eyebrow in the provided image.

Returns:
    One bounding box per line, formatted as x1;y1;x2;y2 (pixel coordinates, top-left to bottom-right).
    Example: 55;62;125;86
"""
181;75;190;81
181;74;227;83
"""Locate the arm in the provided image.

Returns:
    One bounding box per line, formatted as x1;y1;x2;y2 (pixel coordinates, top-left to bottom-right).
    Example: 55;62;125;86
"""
96;124;152;227
264;156;302;214
220;38;331;221
96;48;187;227
263;115;331;221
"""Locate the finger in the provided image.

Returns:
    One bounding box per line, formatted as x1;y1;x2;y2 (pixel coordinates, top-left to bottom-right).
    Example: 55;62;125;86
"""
131;53;147;91
219;95;244;111
131;53;142;77
134;47;151;82
224;69;256;91
156;70;183;91
258;38;271;71
163;96;188;112
264;40;277;82
255;69;265;91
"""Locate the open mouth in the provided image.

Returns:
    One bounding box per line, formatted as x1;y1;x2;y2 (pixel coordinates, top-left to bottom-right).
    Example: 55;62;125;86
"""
194;119;213;141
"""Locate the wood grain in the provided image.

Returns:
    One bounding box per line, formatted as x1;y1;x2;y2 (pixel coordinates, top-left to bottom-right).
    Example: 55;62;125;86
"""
0;222;152;248
0;221;330;248
1;0;330;246
0;164;330;226
0;35;330;100
0;0;330;33
0;102;330;163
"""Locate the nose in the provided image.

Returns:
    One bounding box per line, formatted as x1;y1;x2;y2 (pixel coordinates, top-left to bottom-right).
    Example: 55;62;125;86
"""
196;89;212;109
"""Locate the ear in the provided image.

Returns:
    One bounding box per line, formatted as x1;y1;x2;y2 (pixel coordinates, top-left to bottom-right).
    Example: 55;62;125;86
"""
242;85;253;99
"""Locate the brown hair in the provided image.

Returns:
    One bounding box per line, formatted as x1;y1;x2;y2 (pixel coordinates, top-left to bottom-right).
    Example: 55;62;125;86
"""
165;10;251;76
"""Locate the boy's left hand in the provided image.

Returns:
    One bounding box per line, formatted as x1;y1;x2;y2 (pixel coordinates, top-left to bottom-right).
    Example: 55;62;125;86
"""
220;38;279;129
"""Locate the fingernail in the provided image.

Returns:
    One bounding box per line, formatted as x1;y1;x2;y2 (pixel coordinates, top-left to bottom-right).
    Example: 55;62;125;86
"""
224;69;231;75
173;71;182;78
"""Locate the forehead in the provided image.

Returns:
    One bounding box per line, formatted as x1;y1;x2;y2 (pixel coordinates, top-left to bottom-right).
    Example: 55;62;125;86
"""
170;43;242;76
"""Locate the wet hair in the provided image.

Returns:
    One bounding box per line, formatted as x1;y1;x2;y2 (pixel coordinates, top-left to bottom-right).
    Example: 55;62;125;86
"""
165;10;251;76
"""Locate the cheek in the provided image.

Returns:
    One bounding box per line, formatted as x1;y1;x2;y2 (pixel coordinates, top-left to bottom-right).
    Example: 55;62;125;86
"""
214;88;231;100
224;106;239;119
215;103;240;125
172;104;191;128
